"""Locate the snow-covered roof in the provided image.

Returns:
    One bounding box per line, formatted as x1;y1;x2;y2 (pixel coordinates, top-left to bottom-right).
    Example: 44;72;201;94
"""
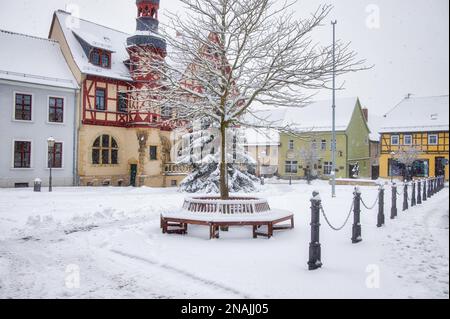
244;128;280;146
367;114;385;142
247;97;363;133
54;10;133;81
0;29;78;89
380;95;449;133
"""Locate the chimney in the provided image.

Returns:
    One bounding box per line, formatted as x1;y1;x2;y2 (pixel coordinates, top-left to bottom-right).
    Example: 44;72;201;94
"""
362;108;369;122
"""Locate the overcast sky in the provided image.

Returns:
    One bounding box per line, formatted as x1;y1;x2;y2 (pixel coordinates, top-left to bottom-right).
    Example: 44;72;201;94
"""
0;0;448;116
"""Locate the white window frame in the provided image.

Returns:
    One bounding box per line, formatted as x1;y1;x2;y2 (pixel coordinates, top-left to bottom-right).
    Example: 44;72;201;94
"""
403;134;412;145
391;135;400;145
12;91;34;123
321;139;327;151
45;140;65;170
47;95;66;125
428;134;438;145
285;161;298;174
288;140;294;150
11;138;34;170
323;161;333;175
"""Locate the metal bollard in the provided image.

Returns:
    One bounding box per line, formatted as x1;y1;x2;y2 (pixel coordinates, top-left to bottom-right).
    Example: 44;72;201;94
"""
423;178;427;201
428;179;432;197
417;179;422;204
351;187;362;244
403;182;409;211
391;183;398;219
377;184;385;228
411;181;416;207
308;191;322;270
33;178;42;192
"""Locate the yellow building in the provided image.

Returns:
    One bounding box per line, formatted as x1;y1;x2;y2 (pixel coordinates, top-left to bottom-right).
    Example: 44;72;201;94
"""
49;5;188;187
379;95;449;181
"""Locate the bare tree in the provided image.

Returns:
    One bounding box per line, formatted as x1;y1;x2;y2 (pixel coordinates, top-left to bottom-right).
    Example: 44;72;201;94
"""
299;141;321;184
130;0;367;199
394;146;423;181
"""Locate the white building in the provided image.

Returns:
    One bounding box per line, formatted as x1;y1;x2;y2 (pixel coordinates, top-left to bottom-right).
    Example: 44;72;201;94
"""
0;30;79;188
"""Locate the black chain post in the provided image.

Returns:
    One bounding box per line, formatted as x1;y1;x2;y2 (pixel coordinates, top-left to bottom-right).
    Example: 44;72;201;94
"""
403;182;409;211
391;182;398;219
417;179;422;204
377;184;385;228
411;181;416;207
308;191;322;270
435;177;439;193
427;179;431;198
423;178;427;201
351;187;362;244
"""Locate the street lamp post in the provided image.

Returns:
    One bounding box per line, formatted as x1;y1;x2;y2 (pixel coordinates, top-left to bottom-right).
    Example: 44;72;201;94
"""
331;20;337;198
47;137;55;192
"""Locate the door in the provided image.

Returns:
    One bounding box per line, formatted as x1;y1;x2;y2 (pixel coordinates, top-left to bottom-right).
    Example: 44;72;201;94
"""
130;164;138;187
435;157;445;177
371;165;380;180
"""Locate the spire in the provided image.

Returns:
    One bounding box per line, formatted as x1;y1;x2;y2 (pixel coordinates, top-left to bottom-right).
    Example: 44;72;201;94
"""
127;0;166;54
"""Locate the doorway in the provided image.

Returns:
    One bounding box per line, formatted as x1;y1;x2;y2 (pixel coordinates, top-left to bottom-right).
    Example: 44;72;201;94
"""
435;157;446;177
371;165;380;180
130;164;138;187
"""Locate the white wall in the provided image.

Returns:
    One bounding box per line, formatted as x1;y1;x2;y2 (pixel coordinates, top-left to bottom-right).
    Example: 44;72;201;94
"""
0;80;76;187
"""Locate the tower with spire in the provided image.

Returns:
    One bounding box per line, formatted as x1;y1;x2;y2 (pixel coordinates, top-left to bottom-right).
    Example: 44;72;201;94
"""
127;0;167;119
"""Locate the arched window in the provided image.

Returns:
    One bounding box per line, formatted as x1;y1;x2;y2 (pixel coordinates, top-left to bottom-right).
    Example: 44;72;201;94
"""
92;135;118;165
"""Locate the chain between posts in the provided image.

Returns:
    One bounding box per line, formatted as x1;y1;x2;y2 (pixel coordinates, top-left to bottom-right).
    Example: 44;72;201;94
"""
361;194;379;210
319;200;354;231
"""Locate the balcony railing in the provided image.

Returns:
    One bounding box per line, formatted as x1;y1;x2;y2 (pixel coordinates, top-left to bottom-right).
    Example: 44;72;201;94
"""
164;163;192;175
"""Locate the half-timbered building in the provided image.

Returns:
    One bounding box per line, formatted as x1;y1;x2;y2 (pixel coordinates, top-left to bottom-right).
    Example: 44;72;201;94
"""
49;0;188;187
379;95;449;180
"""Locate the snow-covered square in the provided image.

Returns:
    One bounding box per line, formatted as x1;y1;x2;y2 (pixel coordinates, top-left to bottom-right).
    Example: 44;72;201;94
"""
0;181;448;299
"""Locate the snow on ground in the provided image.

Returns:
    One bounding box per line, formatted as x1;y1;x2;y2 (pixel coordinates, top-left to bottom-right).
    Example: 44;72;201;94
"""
0;181;448;299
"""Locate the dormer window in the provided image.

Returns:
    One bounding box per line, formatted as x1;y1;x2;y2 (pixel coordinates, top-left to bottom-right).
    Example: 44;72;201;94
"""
90;48;111;68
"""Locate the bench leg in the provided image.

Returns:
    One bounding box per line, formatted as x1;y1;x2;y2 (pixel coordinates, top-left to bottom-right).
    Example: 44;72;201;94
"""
253;225;258;238
210;224;219;239
268;223;273;239
161;218;167;234
291;216;295;229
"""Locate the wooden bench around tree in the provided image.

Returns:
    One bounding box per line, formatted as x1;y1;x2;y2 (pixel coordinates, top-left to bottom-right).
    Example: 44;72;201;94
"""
161;196;295;239
160;211;294;239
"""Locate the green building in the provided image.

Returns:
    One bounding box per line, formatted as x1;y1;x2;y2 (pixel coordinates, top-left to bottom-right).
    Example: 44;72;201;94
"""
278;97;372;179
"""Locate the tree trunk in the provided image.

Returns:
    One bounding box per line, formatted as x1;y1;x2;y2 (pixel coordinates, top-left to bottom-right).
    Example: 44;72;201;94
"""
220;122;230;199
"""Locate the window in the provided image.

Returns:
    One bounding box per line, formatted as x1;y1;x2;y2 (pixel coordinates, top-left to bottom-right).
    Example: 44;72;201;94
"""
428;134;438;145
49;97;64;123
101;54;110;68
265;146;270;157
311;140;317;150
15;93;32;121
404;135;412;145
117;92;128;113
323;162;333;175
91;50;100;66
285;161;298;174
149;146;158;160
391;135;399;145
388;159;405;177
288;140;294;150
48;142;63;168
14;141;31;168
90;49;111;68
95;89;106;111
92;135;118;165
321;139;327;151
